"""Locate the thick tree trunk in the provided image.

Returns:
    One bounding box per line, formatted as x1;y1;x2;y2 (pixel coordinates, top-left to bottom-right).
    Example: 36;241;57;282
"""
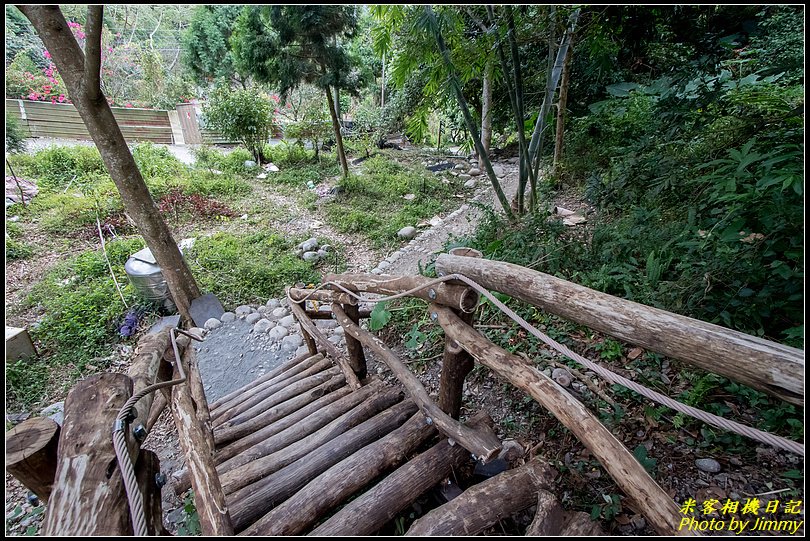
325;85;350;178
434;254;804;406
332;304;502;462
5;417;60;502
229;400;418;531
19;6;200;322
249;412;435;535
553;41;573;178
310;411;494;536
479;59;493;169
406;458;557;535
432;304;693;536
43;373;133;535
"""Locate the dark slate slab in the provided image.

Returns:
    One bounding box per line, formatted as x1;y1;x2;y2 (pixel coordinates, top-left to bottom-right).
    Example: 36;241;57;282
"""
190;293;225;328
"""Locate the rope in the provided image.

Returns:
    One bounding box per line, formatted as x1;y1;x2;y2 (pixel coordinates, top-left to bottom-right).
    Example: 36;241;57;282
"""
295;274;804;456
112;327;202;536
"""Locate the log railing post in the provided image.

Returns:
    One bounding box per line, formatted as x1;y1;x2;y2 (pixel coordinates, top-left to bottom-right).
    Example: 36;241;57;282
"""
5;417;60;502
437;248;482;419
340;285;367;379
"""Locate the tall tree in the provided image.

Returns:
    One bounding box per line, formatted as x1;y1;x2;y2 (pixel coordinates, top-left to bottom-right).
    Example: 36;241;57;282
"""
181;5;247;88
18;5;200;322
231;6;361;178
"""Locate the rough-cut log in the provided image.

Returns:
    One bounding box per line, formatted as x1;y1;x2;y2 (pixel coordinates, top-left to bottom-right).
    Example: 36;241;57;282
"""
5;417;60;502
127;329;171;433
559;511;605;535
43;373;133;535
147;392;168;432
135;450;166;536
218;380;384;477
171;349;233;535
326;272;479;313
435;253;804;406
406;458;557;536
433;305;691;536
305;308;372;320
342;295;367;379
214;374;351;446
210;352;313;412
438;310;475;419
248;412;436;535
212;355;331;425
231;400;418;531
216;383;352;462
222;385;403;495
187;347;214;451
525;490;564;536
215;361;337;428
214;373;346;446
332;304;501;462
309;411;494;536
174;375;350;496
288;287;357;305
289;299;362;389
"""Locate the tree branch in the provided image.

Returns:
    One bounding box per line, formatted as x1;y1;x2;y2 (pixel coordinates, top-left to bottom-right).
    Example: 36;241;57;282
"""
84;5;104;100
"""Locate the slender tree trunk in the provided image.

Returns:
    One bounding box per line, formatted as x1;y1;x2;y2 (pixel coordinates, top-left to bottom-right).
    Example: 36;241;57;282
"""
325;85;350;178
20;5;200;322
553;41;573;180
427;6;513;220
479;58;493;169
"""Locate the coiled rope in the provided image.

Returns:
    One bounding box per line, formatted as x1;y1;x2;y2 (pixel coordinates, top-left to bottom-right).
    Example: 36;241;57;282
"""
112;327;202;536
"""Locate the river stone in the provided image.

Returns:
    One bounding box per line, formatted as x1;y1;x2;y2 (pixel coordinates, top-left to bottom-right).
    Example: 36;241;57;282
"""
301;237;319;252
220;312;236;323
254;319;274;334
268;326;289;341
204;318;222;330
279;315;296;328
397;226;417;240
303;251;320;262
245;313;262;325
695;458;721;473
468;168;482;176
281;334;303;350
464;179;476;189
235;305;253;317
266;298;280;309
271;307;289;319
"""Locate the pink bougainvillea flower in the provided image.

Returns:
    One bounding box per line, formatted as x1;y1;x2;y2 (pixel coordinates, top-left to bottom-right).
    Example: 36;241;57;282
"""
58;94;66;102
43;50;52;59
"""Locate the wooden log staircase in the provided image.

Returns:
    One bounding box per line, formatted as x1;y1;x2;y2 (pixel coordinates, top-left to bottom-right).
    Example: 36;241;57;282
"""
7;251;803;536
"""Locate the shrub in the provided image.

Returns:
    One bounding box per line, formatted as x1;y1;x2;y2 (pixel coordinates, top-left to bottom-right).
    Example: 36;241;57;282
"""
5;114;28;154
24;145;106;191
132;142;186;180
203;86;277;163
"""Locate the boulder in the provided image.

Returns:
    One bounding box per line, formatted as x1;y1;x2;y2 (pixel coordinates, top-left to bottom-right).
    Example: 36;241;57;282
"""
397;226;417;240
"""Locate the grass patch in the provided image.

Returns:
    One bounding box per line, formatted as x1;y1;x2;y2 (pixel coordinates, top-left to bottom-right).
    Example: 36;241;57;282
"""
324;155;459;248
12;237;147;410
5;220;33;260
186;230;326;307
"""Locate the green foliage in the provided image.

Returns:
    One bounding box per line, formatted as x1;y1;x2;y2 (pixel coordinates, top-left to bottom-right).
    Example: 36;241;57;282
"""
203;86;276;163
5;114;28;153
323;155;457;248
132;142;186;180
21;145;106;191
186;231;321;306
5;221;33;260
369;301;392;331
177;491;202;536
182;5;246;86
